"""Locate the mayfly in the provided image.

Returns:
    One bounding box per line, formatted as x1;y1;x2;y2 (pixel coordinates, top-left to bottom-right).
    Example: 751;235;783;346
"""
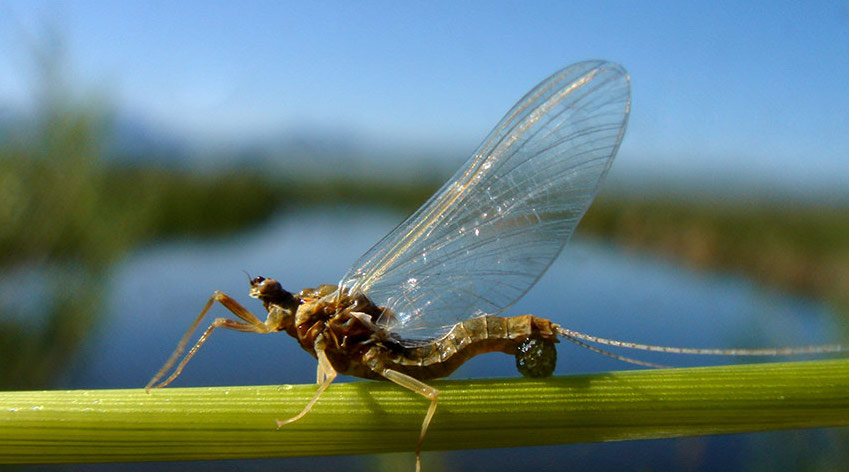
147;60;845;471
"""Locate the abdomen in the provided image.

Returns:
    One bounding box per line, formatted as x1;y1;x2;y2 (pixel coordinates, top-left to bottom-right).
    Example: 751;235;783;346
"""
383;314;559;380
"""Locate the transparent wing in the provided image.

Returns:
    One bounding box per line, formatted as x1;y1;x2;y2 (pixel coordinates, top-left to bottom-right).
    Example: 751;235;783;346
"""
340;60;630;342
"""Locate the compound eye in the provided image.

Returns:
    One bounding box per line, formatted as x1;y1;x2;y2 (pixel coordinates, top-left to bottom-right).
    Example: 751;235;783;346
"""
251;276;266;285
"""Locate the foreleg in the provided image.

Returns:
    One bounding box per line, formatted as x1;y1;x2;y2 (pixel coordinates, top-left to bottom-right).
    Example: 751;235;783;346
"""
146;291;271;391
276;337;337;427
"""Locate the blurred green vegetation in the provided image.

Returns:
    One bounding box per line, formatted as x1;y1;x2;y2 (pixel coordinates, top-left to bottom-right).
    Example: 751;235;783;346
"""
580;195;849;313
0;100;111;390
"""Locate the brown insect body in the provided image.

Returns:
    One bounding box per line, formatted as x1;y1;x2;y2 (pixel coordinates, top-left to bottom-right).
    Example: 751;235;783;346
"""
253;277;560;382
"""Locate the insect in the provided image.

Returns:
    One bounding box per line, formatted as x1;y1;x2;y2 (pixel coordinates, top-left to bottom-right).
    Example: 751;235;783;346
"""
147;60;845;471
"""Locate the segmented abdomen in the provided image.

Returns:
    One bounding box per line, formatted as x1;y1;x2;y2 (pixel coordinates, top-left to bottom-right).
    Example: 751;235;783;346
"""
384;314;559;380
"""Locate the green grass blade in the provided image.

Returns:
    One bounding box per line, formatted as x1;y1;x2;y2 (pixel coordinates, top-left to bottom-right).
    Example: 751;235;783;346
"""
2;359;849;464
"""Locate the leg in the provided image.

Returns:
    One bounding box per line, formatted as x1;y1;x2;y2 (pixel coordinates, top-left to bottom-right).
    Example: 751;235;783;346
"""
276;340;337;427
379;368;439;472
316;361;329;385
146;291;271;392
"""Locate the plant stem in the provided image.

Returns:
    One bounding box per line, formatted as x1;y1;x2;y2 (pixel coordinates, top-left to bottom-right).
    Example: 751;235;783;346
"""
2;359;849;464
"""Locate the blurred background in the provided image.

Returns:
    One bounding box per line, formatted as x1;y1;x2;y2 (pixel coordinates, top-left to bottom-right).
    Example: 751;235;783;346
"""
2;1;849;471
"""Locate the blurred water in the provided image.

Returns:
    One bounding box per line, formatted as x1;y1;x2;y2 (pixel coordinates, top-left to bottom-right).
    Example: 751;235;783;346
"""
58;208;849;471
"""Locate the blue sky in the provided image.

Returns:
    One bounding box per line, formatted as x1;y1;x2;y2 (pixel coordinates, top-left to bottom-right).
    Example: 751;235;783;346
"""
1;1;848;191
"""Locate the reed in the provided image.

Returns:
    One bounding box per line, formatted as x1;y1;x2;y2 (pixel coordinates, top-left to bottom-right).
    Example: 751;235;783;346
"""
2;359;849;464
